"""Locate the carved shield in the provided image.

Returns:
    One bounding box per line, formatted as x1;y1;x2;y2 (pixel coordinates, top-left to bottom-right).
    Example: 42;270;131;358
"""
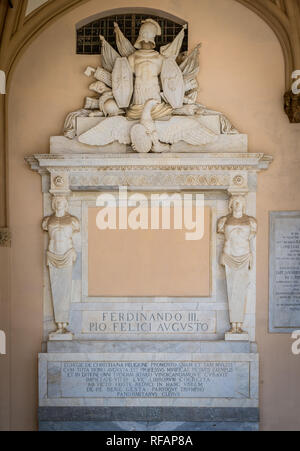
161;58;185;109
112;57;133;108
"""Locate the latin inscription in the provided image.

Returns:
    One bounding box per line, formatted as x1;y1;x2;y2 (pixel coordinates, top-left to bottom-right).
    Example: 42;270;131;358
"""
270;213;300;330
57;361;249;399
82;311;216;334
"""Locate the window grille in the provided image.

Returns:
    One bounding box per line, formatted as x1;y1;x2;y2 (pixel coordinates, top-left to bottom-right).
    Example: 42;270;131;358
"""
77;13;188;55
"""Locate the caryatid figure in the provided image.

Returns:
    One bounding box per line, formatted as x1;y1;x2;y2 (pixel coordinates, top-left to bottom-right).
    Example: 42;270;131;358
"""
42;196;80;335
217;195;257;334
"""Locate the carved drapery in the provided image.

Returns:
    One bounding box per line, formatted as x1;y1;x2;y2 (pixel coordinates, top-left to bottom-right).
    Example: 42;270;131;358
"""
0;0;299;236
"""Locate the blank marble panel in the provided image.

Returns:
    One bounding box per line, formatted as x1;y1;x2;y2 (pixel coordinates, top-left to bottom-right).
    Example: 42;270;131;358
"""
88;206;211;297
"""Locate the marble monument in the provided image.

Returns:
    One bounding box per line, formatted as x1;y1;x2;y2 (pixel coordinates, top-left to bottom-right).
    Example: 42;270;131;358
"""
26;15;273;431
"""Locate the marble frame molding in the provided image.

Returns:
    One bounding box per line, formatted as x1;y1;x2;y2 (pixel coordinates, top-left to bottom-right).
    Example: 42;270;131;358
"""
80;194;217;303
27;152;272;343
26;151;273;430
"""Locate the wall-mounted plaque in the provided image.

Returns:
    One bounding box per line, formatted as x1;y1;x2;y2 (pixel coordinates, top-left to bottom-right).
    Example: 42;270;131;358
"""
269;212;300;332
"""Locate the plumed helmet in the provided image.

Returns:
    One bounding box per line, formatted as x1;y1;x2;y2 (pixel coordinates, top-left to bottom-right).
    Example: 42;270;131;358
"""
134;18;162;49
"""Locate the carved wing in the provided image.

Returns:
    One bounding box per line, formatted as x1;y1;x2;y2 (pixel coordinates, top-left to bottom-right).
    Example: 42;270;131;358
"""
161;58;185;109
155;117;217;145
78;117;133;146
112;57;133;108
114;22;135;57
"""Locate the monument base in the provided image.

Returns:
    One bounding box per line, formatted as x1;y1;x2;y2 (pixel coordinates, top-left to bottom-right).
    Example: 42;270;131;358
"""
38;340;259;431
38;406;259;431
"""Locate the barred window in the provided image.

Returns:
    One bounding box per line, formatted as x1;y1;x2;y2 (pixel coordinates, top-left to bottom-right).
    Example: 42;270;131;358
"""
76;13;188;55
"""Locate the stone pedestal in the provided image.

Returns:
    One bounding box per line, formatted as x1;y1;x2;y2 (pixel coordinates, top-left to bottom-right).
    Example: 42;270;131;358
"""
39;341;259;431
26;151;272;431
225;333;249;342
48;333;73;341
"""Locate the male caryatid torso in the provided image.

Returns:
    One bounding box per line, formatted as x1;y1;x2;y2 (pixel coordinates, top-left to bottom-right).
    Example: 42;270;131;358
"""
46;214;78;255
43;213;80;269
42;198;80;335
223;217;254;259
218;206;257;334
128;50;164;106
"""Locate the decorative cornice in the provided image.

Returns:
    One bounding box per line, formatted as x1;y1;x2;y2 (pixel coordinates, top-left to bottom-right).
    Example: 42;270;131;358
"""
69;173;232;188
25;152;272;191
25;153;273;171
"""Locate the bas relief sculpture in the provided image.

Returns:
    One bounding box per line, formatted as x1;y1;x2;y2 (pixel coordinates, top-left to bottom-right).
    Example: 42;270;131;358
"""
217;195;257;335
64;18;238;152
42;196;80;336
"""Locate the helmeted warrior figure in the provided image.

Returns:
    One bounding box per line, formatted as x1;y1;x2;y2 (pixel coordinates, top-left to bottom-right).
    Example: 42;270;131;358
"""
64;17;239;152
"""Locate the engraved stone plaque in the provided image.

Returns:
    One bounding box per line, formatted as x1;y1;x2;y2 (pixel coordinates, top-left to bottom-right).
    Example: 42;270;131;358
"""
82;310;216;334
49;361;250;399
269;212;300;332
